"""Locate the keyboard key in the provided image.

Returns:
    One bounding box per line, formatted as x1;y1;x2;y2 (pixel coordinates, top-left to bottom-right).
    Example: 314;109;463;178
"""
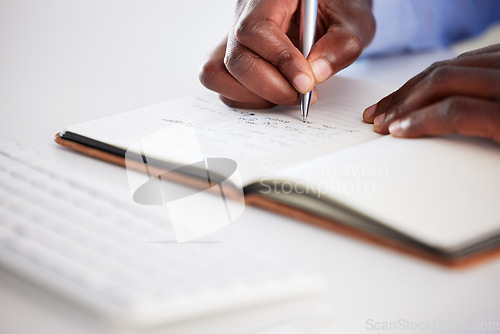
0;140;325;326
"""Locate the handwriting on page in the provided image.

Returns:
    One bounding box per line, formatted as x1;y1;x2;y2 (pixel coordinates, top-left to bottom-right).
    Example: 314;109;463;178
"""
157;95;377;163
66;77;390;183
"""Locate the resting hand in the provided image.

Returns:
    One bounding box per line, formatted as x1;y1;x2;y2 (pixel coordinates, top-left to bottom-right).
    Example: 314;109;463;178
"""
200;0;375;109
363;44;500;143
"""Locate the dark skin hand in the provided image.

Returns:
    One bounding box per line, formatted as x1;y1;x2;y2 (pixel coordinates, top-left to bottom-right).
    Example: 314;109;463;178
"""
200;0;375;109
363;44;500;143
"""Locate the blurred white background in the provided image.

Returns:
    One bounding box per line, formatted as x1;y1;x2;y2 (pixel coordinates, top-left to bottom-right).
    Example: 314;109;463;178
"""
1;1;500;334
0;0;234;146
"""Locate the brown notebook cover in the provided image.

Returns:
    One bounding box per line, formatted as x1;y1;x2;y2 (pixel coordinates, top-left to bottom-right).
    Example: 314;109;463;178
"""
54;133;500;268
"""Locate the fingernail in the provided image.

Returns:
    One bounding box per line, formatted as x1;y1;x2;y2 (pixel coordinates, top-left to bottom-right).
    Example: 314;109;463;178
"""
374;113;386;127
311;59;332;83
293;73;313;94
389;119;410;136
364;104;377;119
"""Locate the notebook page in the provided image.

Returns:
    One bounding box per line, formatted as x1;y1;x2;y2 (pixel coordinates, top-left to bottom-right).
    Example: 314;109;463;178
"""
274;135;500;251
64;76;393;185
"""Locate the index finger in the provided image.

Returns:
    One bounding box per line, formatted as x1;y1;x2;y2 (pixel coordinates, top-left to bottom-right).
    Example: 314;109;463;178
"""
231;0;315;94
363;49;500;123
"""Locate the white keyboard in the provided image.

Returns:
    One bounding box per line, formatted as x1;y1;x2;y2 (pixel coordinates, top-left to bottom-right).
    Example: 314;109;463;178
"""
0;137;324;327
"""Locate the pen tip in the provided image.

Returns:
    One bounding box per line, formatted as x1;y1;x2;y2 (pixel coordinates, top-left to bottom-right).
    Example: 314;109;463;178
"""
300;92;312;123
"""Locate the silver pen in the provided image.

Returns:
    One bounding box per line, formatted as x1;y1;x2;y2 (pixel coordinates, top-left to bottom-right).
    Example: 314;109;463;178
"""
299;0;318;122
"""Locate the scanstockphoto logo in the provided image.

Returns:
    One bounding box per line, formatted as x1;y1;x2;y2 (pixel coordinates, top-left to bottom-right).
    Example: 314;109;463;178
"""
258;159;390;199
124;123;245;242
365;318;500;333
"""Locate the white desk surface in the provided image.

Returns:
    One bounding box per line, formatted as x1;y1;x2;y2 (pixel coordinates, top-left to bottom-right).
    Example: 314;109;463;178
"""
1;1;499;334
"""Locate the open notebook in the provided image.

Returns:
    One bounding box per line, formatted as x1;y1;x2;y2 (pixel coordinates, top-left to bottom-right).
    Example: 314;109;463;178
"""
55;76;500;267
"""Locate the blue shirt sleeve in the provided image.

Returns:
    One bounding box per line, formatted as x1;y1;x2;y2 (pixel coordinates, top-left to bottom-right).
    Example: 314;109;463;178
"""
363;0;500;57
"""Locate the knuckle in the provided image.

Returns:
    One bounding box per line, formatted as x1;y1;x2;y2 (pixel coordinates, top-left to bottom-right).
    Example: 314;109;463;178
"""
456;50;472;59
445;96;467;112
270;47;294;68
199;59;221;89
234;19;252;44
422;60;445;77
224;49;258;78
345;34;363;60
394;102;406;116
330;28;364;61
428;60;444;71
427;64;455;86
438;99;453;122
235;18;267;45
235;18;295;69
438;97;464;125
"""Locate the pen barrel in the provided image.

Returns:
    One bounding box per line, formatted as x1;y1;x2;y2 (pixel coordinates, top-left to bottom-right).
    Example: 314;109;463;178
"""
300;0;318;58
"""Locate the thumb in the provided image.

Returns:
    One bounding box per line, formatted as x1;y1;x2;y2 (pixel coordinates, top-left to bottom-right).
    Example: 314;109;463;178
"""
307;27;364;83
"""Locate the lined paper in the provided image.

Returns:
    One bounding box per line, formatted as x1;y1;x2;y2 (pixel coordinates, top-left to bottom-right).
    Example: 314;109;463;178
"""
63;76;500;252
65;76;393;184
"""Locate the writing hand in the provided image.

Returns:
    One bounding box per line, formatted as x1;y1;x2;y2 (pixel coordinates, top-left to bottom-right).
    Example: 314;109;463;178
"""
363;44;500;143
200;0;375;109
